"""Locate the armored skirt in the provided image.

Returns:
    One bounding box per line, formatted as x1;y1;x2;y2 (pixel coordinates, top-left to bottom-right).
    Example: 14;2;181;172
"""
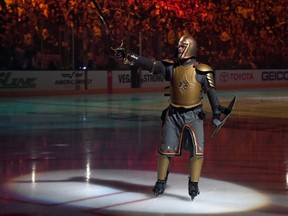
159;105;204;157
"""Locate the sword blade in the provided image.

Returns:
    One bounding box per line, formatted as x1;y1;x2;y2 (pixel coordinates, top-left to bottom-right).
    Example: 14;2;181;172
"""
90;0;116;42
211;95;237;137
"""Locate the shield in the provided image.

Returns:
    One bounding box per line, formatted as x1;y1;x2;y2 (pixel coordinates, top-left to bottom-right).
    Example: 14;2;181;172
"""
211;95;237;137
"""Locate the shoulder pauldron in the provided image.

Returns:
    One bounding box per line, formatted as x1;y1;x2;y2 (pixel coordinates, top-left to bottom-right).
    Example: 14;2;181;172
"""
196;63;215;88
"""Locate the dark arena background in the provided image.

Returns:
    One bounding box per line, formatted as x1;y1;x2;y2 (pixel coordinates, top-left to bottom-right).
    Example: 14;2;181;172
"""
0;0;287;216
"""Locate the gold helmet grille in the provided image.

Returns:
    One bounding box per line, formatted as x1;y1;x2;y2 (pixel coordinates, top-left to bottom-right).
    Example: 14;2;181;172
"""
178;34;198;59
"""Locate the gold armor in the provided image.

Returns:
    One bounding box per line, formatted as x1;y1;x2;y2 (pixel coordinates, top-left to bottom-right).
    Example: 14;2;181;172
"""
114;34;226;200
170;64;202;108
196;63;215;89
170;63;216;108
178;34;197;59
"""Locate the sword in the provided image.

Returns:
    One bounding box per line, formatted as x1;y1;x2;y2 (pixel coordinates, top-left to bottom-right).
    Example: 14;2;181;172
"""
211;95;237;137
90;0;116;42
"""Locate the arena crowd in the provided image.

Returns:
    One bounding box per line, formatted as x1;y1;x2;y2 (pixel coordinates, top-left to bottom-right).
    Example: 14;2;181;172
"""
0;0;287;70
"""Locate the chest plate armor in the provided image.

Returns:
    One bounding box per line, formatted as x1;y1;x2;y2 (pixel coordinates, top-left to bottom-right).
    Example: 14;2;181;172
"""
170;65;202;108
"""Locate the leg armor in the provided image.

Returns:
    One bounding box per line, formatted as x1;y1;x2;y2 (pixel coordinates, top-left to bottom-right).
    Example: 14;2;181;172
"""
188;157;203;200
153;154;170;196
189;156;204;182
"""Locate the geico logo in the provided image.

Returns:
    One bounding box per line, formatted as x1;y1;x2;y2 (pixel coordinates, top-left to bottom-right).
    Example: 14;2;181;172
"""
262;71;288;81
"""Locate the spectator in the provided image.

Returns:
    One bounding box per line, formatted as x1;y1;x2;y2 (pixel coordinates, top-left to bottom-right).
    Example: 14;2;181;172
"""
0;0;287;70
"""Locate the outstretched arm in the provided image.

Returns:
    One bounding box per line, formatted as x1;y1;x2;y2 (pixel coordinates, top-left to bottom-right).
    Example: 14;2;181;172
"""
113;44;166;74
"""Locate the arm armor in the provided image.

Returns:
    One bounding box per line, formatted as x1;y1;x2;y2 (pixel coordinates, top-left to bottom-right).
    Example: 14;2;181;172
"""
196;63;221;115
126;54;166;74
207;88;221;115
195;63;215;89
112;44;166;73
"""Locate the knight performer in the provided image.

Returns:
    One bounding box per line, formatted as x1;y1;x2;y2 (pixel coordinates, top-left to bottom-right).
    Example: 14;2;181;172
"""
114;34;231;200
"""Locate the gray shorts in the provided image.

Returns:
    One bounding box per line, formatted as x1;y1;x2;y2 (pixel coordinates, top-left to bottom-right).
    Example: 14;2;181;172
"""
159;105;204;157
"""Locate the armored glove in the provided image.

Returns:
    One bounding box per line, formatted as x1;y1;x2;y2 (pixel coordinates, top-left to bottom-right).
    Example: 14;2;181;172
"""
212;105;231;126
111;42;127;60
220;106;231;115
112;43;139;65
212;112;222;127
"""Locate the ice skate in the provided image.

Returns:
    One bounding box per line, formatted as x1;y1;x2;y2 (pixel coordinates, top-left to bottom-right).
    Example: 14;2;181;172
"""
188;179;200;201
152;179;167;196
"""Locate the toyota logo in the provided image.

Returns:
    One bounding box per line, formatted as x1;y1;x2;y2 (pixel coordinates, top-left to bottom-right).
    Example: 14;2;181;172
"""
220;72;229;82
